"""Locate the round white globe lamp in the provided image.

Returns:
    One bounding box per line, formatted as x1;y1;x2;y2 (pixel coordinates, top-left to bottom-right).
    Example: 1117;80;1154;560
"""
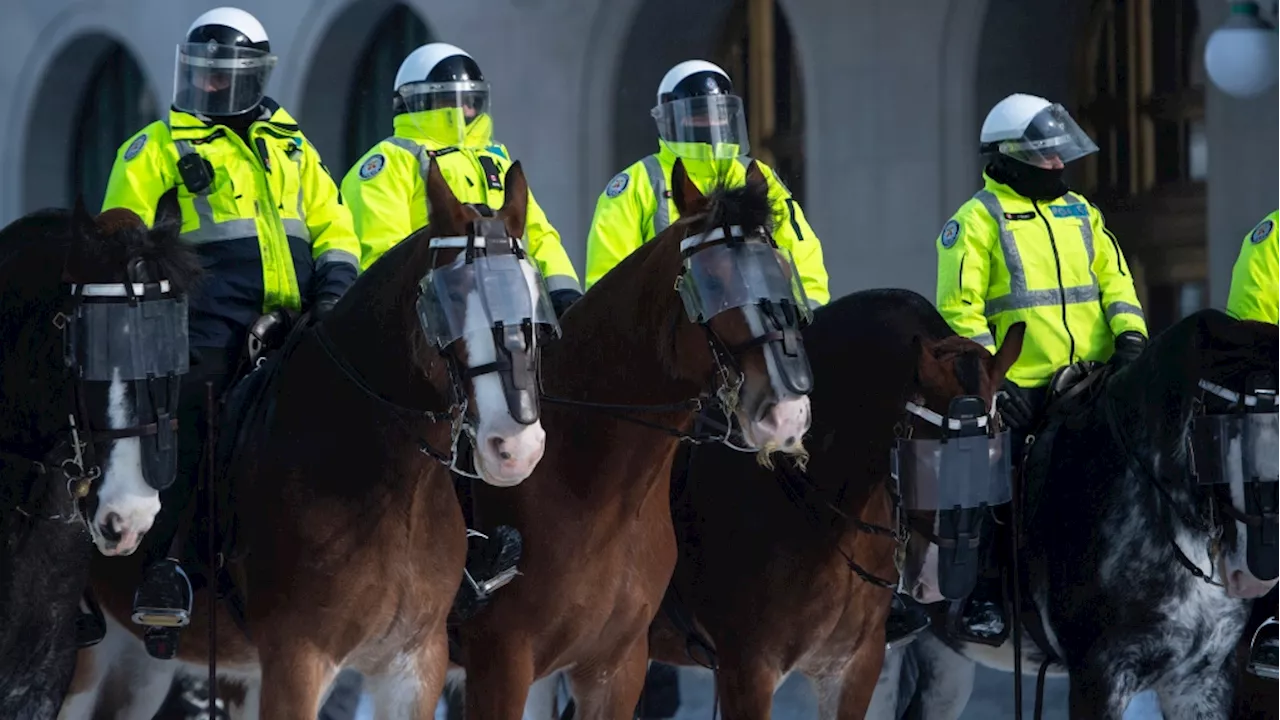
1204;1;1279;98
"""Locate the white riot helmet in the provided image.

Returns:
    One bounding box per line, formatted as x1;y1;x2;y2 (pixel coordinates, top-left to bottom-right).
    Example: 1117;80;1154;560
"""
651;60;750;160
980;93;1098;168
393;43;490;146
174;7;276;116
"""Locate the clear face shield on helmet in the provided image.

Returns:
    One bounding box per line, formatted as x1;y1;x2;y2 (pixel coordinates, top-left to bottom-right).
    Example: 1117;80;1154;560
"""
651;95;751;160
397;80;492;148
173;43;277;117
996;103;1099;169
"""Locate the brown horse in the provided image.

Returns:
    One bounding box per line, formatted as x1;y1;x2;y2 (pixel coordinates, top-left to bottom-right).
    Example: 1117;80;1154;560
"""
453;158;814;718
59;158;558;718
646;289;1024;718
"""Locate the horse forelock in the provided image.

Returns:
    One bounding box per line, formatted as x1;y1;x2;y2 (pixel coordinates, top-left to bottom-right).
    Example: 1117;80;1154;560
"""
699;175;776;239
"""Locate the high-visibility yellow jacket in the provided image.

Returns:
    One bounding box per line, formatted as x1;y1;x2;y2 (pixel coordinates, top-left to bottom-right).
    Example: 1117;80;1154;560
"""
339;113;581;294
102;100;360;351
1226;210;1279;325
583;143;829;307
936;173;1148;388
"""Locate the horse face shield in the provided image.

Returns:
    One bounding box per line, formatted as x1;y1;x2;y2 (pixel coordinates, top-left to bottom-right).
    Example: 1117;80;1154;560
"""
1192;377;1279;581
894;396;1013;599
416;234;560;424
675;226;812;395
65;280;189;492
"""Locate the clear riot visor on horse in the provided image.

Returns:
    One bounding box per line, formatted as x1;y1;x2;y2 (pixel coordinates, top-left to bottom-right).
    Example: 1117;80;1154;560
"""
675;225;812;394
893;396;1012;599
417;252;558;349
66;280;190;490
1191;379;1279;580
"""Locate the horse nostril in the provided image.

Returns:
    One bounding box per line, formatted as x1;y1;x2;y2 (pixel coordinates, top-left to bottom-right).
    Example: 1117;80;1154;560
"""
488;437;512;461
99;513;123;543
783;436;796;447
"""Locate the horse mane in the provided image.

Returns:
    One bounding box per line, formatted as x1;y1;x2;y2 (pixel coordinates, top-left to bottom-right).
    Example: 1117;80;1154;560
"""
1111;308;1279;467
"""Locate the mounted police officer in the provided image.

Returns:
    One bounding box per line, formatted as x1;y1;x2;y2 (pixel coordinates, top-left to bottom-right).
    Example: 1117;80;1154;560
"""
340;42;581;616
1226;210;1279;679
584;59;829;306
924;92;1147;644
102;6;361;658
341;42;582;315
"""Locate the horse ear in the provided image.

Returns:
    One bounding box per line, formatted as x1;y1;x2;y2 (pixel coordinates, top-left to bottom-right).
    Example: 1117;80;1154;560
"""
71;195;96;240
990;322;1025;383
425;155;465;228
670;159;704;217
500;160;529;240
745;160;768;193
154;187;183;234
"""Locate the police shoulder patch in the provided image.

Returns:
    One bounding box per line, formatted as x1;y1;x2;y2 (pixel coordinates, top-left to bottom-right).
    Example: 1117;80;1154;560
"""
123;133;148;161
1251;218;1274;245
940;219;961;249
359;153;386;180
605;172;629;198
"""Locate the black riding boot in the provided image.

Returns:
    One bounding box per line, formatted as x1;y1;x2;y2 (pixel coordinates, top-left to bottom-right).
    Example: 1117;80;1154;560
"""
1248;617;1279;679
453;525;523;620
884;594;931;649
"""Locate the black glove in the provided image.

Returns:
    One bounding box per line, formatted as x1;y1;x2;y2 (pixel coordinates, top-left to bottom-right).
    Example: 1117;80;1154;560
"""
997;379;1036;432
311;293;340;320
1110;330;1146;368
549;289;582;319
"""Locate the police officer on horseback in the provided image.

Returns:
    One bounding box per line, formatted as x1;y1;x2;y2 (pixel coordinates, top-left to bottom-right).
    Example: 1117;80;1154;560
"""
339;42;581;617
928;93;1148;643
584;59;829;306
1226;210;1280;679
341;42;582;315
102;6;361;658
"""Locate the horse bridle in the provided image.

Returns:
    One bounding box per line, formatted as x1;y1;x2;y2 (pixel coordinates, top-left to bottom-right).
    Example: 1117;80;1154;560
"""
1;275;183;524
312;205;543;476
541;223;806;450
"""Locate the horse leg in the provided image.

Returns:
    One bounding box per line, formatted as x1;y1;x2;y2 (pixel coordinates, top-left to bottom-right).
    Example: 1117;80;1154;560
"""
863;643;906;720
712;648;779;720
1066;668;1129;720
902;633;975;720
59;612;176;720
827;636;889;719
1155;660;1235;720
256;639;336;719
564;640;650;720
463;640;537;720
364;636;451;720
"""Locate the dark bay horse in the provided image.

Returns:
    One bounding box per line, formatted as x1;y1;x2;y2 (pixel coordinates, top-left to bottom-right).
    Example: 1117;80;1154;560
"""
0;199;198;718
645;289;1023;718
60;159;559;718
873;309;1279;720
454;158;814;718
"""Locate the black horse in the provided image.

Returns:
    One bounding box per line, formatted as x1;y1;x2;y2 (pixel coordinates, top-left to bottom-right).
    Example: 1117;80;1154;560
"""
872;308;1279;720
0;198;199;718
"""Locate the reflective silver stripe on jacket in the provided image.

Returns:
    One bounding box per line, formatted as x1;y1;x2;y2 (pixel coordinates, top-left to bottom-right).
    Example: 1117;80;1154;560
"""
641;155;669;235
972;189;1100;316
643;155;754;237
173;139;311;244
969;332;995;348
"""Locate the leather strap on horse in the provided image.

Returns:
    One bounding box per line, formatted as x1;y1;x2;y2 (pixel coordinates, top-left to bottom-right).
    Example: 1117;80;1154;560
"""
1009;436;1057;720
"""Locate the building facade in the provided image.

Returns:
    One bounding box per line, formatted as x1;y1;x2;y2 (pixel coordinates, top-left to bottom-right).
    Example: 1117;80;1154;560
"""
1;0;1275;330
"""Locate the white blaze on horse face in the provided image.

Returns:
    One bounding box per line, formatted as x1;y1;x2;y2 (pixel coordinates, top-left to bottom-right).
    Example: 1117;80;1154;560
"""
737;305;810;452
463;262;546;487
91;368;161;557
1218;429;1279;598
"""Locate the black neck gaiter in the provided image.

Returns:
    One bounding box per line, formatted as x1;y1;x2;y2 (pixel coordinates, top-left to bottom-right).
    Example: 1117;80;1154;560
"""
986;155;1068;202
